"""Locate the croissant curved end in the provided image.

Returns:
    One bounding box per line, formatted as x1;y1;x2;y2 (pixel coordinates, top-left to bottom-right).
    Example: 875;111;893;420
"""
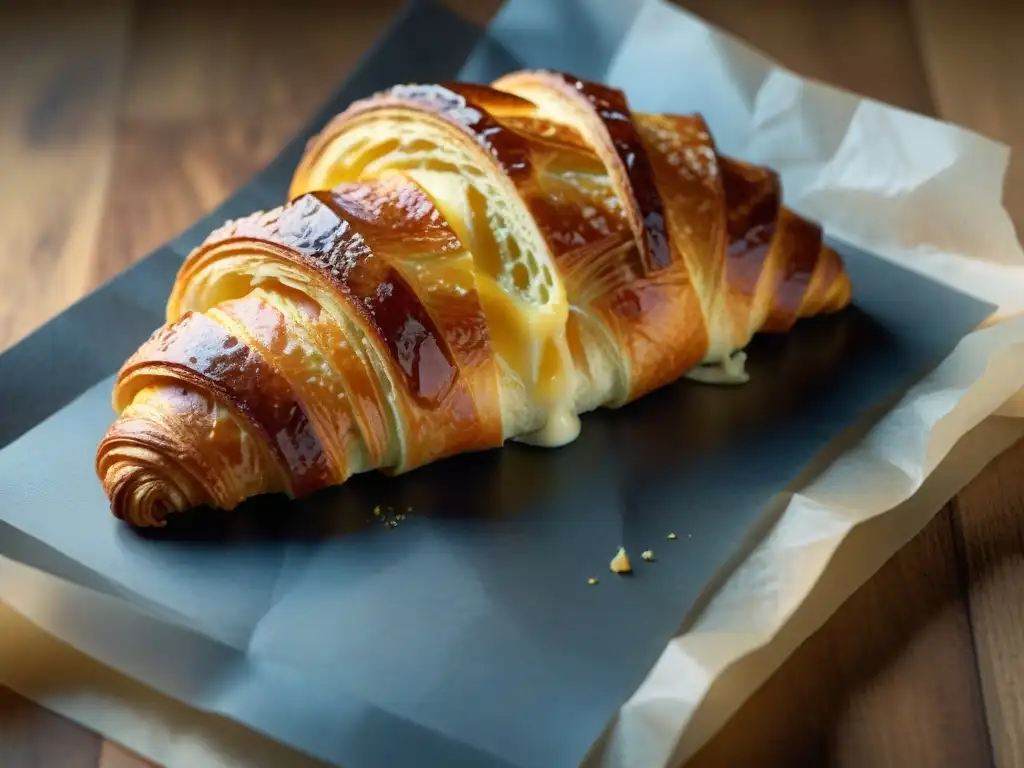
100;457;183;528
97;429;198;528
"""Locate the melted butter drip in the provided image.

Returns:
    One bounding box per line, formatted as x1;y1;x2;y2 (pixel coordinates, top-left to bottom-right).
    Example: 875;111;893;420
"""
685;349;749;385
516;331;580;448
516;407;581;448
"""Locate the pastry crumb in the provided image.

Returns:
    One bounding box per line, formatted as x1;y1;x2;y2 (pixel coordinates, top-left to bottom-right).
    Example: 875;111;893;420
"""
588;577;599;585
610;547;632;574
641;550;655;562
667;532;677;540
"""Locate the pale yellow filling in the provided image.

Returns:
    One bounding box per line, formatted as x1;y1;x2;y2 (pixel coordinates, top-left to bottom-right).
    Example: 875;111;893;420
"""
302;118;581;448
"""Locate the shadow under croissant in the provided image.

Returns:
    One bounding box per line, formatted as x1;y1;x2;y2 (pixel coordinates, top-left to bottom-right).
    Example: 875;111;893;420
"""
125;304;898;548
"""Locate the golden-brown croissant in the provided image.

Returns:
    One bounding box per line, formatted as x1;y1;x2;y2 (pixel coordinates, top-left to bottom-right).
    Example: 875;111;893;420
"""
96;71;852;527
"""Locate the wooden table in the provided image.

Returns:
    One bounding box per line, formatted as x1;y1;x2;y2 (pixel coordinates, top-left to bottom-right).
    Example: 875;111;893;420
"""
1;1;1022;766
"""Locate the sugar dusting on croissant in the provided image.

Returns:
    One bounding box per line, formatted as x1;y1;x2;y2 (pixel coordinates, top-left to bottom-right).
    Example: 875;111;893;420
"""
96;71;851;527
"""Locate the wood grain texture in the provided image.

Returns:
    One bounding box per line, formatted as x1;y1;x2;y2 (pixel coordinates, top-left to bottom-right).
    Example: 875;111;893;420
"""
0;0;1021;766
952;440;1024;768
93;116;304;282
98;742;155;768
0;688;101;768
94;0;404;287
0;0;129;350
118;0;404;121
678;0;936;116
689;503;994;766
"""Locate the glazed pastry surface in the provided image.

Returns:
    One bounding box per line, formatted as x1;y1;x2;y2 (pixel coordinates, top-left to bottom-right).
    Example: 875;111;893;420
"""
97;71;852;526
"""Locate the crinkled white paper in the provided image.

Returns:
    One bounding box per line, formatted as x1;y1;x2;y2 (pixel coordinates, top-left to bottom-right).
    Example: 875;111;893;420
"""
2;1;1023;766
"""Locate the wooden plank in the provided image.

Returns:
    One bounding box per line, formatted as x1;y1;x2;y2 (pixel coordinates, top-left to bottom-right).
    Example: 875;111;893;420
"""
95;1;406;286
0;0;131;352
99;742;156;768
0;687;101;768
92;115;303;283
118;0;404;121
689;506;993;767
676;0;935;115
950;439;1024;768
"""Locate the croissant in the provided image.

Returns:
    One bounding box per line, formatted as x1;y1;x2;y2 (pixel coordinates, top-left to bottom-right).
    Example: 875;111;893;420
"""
96;71;852;527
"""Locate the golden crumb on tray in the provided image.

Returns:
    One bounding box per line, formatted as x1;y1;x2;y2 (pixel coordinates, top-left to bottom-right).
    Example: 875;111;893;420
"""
610;547;632;574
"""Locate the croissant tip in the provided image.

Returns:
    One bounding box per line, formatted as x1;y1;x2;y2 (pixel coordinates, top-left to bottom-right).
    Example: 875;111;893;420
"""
105;469;181;528
97;428;196;528
107;487;171;528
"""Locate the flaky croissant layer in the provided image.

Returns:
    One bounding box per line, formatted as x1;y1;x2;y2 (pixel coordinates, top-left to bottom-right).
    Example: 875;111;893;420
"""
97;71;852;526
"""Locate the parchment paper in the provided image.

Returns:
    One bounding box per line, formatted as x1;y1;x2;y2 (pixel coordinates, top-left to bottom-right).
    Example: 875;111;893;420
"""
1;1;1023;766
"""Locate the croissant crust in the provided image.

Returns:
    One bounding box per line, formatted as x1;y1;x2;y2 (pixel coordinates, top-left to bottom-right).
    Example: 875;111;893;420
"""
97;71;852;526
